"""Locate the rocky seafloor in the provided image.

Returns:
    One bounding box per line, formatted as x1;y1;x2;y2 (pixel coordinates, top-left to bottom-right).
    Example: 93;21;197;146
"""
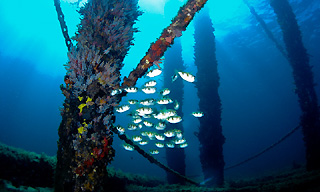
1;143;320;192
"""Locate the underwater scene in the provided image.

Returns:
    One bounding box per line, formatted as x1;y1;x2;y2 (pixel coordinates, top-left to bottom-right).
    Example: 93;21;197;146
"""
1;0;320;191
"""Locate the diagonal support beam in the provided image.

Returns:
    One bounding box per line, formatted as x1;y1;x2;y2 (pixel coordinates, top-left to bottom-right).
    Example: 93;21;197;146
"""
121;0;208;88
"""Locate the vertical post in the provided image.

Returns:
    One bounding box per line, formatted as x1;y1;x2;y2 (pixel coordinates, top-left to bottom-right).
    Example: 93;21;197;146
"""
270;0;320;171
54;1;141;191
194;9;225;186
163;38;186;184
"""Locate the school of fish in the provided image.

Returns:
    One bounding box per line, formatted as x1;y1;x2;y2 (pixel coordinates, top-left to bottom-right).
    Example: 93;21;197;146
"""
114;67;203;155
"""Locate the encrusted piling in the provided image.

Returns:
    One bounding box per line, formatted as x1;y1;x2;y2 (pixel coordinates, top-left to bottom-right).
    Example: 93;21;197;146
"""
270;0;320;171
163;38;186;184
55;1;141;191
194;9;225;187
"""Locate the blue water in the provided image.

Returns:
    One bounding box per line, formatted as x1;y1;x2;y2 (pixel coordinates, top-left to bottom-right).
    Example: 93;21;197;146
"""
0;0;319;181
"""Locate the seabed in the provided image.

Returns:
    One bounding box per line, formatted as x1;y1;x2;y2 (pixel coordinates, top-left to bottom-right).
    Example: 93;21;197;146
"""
1;143;320;192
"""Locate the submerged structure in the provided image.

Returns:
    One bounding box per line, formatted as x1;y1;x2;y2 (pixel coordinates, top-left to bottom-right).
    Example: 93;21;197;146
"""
55;0;141;191
0;0;319;191
270;0;320;171
54;0;208;191
194;9;225;187
51;0;319;191
163;38;186;184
